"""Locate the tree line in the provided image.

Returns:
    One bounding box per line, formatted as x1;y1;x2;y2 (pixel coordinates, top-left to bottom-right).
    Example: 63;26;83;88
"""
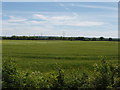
1;36;119;41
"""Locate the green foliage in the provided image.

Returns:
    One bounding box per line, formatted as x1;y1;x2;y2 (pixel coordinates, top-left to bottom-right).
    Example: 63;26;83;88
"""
92;37;97;41
2;59;65;89
2;58;120;89
99;37;105;41
2;59;42;88
66;73;90;88
2;36;119;41
2;58;19;88
92;59;120;89
109;37;112;41
2;40;119;89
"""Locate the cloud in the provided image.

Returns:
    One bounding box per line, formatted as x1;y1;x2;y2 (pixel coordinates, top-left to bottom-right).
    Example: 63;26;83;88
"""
3;16;28;26
51;20;106;26
33;14;75;21
32;14;106;26
66;21;106;26
2;15;116;38
2;2;117;37
51;16;74;20
69;4;117;11
8;16;27;22
3;26;118;38
33;14;48;20
24;20;48;26
3;14;107;27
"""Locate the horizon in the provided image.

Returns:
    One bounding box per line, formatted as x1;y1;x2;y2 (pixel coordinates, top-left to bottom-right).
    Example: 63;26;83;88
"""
2;2;118;38
1;35;119;39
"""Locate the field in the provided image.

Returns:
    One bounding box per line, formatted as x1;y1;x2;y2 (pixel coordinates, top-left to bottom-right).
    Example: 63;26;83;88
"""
2;40;118;75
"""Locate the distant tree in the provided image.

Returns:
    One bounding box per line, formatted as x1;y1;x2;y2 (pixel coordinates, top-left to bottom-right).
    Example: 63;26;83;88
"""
76;37;85;41
11;35;17;40
68;37;71;40
80;37;85;41
84;38;90;41
70;37;74;41
92;37;96;41
99;37;105;41
109;37;112;41
88;38;91;41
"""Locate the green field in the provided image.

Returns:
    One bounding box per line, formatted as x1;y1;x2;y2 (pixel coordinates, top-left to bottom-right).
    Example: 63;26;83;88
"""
2;40;118;75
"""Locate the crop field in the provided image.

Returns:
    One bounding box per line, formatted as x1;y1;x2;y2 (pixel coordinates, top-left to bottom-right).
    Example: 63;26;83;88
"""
2;40;118;75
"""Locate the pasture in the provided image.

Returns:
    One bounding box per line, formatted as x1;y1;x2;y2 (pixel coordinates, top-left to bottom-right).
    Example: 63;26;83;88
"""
2;40;118;75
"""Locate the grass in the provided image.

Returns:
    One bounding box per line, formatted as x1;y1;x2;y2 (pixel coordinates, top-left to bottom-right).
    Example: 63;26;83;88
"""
2;40;118;75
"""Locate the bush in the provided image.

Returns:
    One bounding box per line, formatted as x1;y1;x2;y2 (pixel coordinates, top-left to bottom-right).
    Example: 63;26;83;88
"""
2;58;120;89
2;58;20;88
92;59;120;89
2;59;42;88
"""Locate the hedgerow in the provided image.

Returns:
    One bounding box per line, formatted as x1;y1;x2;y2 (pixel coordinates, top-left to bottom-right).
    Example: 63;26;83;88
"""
2;58;120;89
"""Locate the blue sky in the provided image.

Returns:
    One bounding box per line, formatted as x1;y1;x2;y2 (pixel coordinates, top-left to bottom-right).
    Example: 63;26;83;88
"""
2;2;118;37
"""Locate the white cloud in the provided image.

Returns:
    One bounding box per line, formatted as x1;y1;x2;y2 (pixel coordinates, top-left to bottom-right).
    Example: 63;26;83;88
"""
3;14;107;27
56;21;105;26
49;17;106;26
2;15;117;38
32;14;106;26
25;20;47;25
8;16;27;22
72;12;79;16
51;16;74;20
33;14;48;20
33;14;75;21
3;26;118;38
72;4;117;11
72;21;106;26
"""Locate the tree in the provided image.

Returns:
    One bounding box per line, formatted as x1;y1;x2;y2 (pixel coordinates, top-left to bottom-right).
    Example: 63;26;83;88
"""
99;37;105;41
77;37;85;41
92;37;96;41
109;37;112;41
11;35;17;40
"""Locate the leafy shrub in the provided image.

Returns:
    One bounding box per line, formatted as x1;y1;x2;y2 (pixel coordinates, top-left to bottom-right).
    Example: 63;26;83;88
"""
66;73;90;88
92;59;120;89
2;58;20;88
2;58;42;88
2;58;120;89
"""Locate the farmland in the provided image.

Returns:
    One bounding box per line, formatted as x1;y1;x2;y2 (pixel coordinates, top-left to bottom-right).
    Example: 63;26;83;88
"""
2;40;118;74
2;40;119;88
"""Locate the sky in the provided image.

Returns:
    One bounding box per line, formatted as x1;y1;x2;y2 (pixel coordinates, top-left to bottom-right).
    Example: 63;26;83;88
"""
2;0;119;2
2;2;118;37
